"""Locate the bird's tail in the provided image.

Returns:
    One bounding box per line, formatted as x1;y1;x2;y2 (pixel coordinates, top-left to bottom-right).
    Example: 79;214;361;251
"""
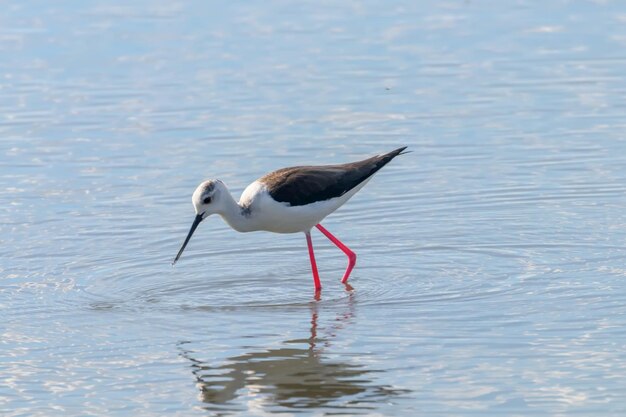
380;146;409;161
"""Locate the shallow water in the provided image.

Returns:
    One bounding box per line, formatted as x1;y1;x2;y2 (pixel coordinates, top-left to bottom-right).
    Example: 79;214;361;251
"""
2;1;626;416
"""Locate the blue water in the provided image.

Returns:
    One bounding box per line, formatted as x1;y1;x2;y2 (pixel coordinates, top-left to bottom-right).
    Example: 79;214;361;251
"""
2;1;626;416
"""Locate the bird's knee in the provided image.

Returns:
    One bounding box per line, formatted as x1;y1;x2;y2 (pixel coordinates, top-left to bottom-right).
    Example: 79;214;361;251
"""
348;252;357;265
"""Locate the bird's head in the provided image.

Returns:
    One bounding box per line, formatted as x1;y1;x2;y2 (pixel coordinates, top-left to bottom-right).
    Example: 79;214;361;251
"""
173;179;227;265
192;179;228;218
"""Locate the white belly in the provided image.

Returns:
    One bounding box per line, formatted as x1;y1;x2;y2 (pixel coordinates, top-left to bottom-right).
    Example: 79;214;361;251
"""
237;179;370;233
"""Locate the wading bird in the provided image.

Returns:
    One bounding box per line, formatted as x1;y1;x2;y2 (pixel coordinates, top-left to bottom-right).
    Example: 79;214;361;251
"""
173;147;407;293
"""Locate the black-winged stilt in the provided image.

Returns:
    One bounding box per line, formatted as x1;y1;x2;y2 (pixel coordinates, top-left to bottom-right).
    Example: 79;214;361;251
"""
173;146;408;293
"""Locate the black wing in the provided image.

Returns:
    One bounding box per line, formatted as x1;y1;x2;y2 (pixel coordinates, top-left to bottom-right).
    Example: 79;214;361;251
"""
260;147;407;207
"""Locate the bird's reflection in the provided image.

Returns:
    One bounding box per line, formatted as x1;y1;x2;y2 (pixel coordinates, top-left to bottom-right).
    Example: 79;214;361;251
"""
177;291;408;413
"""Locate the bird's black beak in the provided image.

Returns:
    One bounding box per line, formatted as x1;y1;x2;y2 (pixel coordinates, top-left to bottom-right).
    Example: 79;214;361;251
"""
172;213;204;265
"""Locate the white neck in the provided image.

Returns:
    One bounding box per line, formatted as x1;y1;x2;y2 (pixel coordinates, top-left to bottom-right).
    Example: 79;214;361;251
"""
217;188;254;233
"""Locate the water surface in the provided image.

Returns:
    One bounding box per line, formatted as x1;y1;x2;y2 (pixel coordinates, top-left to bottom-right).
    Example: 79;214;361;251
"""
2;1;626;416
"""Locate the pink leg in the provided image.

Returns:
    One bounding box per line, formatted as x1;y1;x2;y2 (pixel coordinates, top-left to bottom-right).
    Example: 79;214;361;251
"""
305;231;322;292
315;224;357;284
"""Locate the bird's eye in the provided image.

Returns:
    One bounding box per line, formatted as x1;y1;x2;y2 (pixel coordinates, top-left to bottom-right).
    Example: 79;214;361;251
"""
203;196;212;204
